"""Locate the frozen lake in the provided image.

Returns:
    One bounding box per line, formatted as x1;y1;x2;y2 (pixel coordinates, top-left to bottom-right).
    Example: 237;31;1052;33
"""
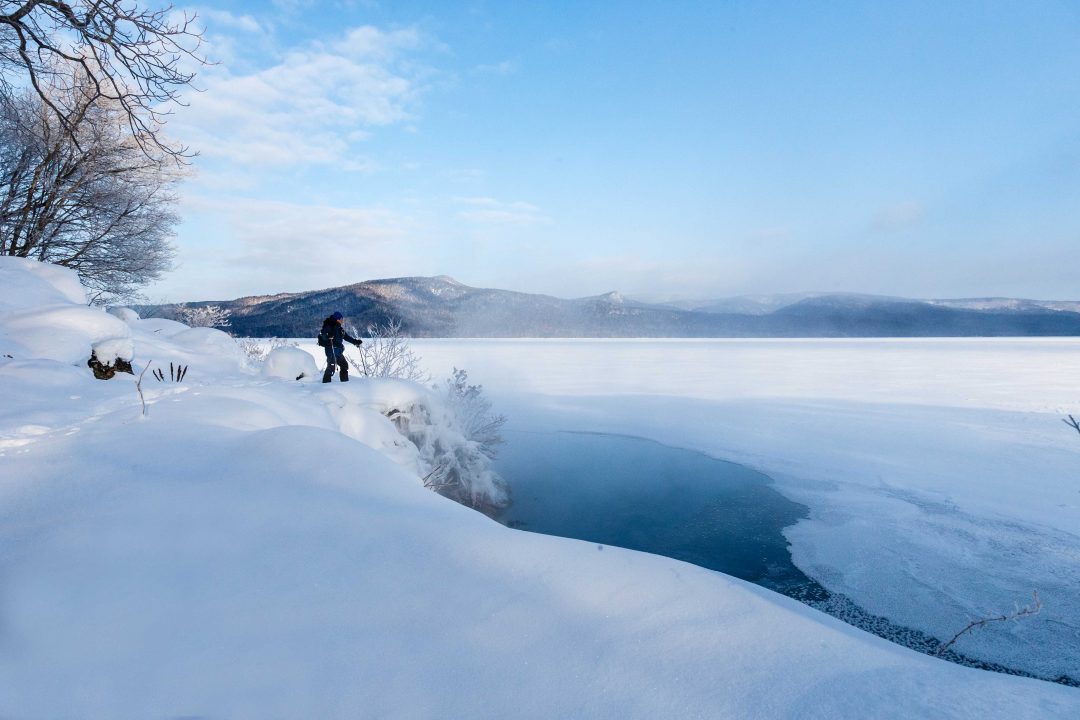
407;338;1080;685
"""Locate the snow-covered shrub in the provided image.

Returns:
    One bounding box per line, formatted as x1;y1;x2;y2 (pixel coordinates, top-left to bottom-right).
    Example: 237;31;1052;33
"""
349;318;428;382
330;323;509;513
175;304;232;331
239;337;294;368
437;367;506;459
383;392;510;515
339;378;509;514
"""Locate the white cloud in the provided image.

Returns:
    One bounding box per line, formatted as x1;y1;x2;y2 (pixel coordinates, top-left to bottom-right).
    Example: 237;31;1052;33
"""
332;26;423;61
455;197;548;225
199;9;263;34
175;24;432;170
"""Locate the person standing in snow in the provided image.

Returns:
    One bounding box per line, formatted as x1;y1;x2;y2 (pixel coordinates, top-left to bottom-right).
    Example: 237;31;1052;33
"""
319;311;362;383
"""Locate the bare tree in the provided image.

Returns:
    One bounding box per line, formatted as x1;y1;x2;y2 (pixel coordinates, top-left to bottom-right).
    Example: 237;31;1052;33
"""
349;318;429;382
0;1;204;160
0;73;180;302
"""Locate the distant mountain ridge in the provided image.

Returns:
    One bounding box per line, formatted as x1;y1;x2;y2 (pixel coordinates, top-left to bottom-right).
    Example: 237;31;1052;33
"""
140;277;1080;338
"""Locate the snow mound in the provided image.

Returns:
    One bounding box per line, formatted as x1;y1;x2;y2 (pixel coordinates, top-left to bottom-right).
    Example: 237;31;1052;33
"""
0;256;86;310
107;307;141;324
263;346;318;380
132;317;191;337
2;305;131;364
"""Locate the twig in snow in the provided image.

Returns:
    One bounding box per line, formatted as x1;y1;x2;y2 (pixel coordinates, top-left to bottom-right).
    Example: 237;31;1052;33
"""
1063;415;1080;437
934;591;1042;657
136;361;152;417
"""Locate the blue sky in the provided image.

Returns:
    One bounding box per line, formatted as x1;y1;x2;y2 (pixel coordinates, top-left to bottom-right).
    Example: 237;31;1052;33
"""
150;0;1080;302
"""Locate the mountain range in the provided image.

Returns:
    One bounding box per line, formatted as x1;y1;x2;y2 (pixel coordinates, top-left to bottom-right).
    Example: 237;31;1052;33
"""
140;276;1080;338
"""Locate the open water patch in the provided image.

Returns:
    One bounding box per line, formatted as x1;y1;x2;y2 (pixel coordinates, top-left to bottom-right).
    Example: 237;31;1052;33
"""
496;430;1074;686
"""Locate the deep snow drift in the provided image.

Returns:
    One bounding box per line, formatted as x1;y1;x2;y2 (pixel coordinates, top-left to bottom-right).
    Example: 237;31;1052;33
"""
0;258;1077;718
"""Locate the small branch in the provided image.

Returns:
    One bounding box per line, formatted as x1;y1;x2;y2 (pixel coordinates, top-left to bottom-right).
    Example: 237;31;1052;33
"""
422;462;456;490
1063;414;1080;437
136;359;151;417
934;591;1042;657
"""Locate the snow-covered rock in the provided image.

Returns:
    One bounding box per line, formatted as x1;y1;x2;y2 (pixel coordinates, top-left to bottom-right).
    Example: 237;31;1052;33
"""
262;345;319;381
92;337;135;364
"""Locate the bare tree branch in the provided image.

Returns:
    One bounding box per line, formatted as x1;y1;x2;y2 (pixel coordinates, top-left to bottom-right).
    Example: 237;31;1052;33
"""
0;1;205;160
934;591;1042;657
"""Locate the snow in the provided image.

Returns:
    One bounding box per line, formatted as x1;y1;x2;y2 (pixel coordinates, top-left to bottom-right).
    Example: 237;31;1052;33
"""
0;259;1077;717
106;306;141;323
2;305;131;364
0;255;87;309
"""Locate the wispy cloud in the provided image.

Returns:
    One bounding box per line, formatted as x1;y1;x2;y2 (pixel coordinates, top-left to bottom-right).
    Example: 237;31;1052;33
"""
198;9;263;34
175;24;433;170
455;196;548;225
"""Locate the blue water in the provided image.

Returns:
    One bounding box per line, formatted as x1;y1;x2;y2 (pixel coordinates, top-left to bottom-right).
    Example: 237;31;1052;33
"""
496;430;810;592
495;430;1070;685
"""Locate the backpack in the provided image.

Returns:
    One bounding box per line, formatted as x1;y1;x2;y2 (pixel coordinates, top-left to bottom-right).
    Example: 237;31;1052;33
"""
317;320;331;347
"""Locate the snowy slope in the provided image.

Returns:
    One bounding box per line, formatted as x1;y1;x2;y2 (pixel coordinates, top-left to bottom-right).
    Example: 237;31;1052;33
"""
0;259;1077;718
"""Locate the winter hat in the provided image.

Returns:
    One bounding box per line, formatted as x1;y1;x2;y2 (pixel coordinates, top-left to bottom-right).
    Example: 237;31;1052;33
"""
332;311;343;320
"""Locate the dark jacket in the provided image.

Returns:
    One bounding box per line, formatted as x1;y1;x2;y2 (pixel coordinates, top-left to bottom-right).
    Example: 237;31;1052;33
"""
320;317;361;352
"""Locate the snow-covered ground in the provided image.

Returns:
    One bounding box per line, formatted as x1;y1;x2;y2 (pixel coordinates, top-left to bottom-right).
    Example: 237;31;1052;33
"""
409;338;1080;683
1;259;1078;718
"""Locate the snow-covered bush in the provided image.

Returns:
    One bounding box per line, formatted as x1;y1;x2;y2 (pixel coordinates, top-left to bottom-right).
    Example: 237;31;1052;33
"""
349;318;428;382
383;392;510;515
175;304;232;331
437;367;506;459
239;337;295;367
